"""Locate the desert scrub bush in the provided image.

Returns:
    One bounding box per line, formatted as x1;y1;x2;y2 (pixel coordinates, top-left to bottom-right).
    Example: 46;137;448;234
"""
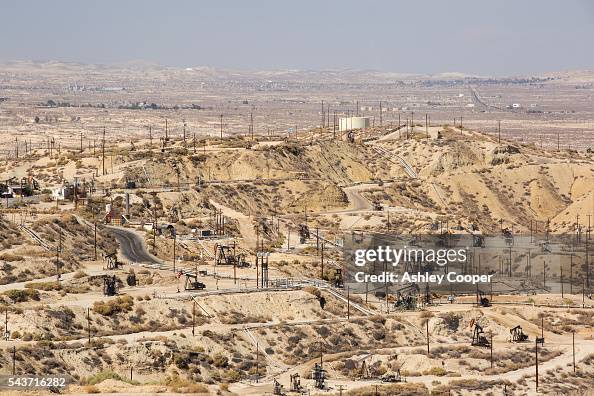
419;310;434;320
213;352;229;368
3;288;40;302
369;315;386;325
25;281;62;291
62;284;91;294
423;366;447;376
220;311;270;324
303;286;321;298
83;385;100;393
73;270;87;279
92;295;134;316
344;382;428;395
439;312;461;331
82;369;136;385
164;374;209;394
0;252;24;262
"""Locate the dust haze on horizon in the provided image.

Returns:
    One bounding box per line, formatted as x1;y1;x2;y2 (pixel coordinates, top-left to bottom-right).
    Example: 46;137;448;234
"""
1;0;594;76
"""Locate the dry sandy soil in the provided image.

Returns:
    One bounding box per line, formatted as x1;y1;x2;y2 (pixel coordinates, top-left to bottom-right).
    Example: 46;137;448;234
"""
0;63;593;395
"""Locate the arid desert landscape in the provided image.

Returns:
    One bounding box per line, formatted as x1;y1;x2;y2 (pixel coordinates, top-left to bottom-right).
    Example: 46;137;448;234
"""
0;61;593;396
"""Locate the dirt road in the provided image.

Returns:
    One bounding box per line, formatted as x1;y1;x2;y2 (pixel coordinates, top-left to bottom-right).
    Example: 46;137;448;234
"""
108;226;162;264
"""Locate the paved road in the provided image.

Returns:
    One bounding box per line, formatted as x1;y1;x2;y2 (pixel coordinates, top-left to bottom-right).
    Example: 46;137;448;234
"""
108;226;161;264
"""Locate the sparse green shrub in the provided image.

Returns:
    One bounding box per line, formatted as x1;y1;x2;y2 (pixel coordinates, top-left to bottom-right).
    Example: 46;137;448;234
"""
3;288;40;302
92;295;134;316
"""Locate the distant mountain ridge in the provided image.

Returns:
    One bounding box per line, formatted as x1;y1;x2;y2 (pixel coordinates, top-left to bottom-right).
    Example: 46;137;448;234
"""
0;60;592;84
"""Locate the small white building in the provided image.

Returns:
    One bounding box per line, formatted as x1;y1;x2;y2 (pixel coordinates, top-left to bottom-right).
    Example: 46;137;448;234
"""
339;116;370;132
51;185;73;201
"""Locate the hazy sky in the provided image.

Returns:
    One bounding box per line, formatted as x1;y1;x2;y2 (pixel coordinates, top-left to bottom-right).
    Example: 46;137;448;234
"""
2;0;593;75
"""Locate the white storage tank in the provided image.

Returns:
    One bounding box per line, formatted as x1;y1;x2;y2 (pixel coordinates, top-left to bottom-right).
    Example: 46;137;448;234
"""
339;116;370;131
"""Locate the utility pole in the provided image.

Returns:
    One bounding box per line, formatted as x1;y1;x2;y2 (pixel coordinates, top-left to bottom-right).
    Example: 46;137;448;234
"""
172;232;176;273
571;330;575;373
490;333;493;368
192;300;196;336
426;319;430;355
94;215;97;261
102;127;106;175
347;286;350;319
561;264;564;298
570;254;573;294
287;225;290;250
379;101;382;126
152;206;157;254
498;120;501;143
250;112;254;141
535;338;539;391
256;341;259;383
220;114;223;141
583;277;586;307
183;123;187;145
149;125;152;146
55;230;62;280
333;111;336;139
320;243;324;281
165;118;168;140
74;177;78;209
87;307;91;345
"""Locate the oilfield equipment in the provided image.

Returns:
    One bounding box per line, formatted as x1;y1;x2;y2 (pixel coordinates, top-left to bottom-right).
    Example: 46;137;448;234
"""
476;289;491;307
126;271;137;286
510;325;529;343
312;363;327;389
272;379;285;395
394;283;420;311
347;130;355;143
333;268;344;288
472;233;485;247
317;295;327;309
290;373;302;392
256;251;270;288
381;369;405;383
298;224;310;244
503;228;514;246
104;252;122;270
423;283;433;305
184;273;206;291
471;322;491;348
214;242;248;267
103;275;118;296
0;176;40;197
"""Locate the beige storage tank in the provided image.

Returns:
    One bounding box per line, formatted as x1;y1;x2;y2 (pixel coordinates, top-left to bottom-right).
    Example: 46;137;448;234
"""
339;116;370;131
